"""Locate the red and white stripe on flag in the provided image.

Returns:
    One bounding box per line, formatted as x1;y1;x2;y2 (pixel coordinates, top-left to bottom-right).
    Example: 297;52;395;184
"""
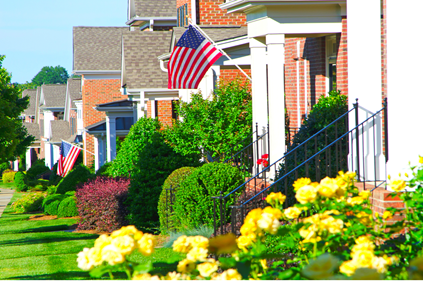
168;25;222;89
57;141;81;177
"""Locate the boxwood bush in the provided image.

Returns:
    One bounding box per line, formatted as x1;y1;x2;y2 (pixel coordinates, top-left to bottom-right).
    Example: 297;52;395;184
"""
76;176;130;232
26;162;49;181
57;195;78;218
14;171;28;192
173;162;244;229
2;170;16;183
127;132;200;230
55;164;94;194
158;167;197;234
48;163;62;186
42;194;66;215
11;192;45;213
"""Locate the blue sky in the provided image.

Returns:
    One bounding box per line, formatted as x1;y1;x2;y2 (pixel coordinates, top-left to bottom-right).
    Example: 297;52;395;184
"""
0;0;127;84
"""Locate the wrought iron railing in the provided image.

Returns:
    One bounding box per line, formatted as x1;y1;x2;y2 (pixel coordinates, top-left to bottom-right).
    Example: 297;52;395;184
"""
212;98;388;235
164;186;177;233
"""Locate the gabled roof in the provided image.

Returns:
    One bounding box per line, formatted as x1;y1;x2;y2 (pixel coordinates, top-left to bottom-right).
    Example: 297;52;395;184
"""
173;26;248;44
96;99;135;108
73;27;127;71
22;89;37;116
23;122;40;141
50;120;71;143
122;30;173;89
40;84;67;108
40;119;45;137
67;77;82;108
133;0;176;18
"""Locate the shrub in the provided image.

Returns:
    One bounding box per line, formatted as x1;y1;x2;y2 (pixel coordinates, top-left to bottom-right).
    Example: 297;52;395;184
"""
127;133;200;230
2;170;16;183
76;176;130;232
26;163;50;180
42;194;66;215
107;118;161;177
95;162;112;177
173;162;244;229
12;192;45;213
55;164;93;194
158;167;197;234
0;162;10;175
48;163;62;186
47;185;57;195
57;196;78;218
14;171;28;192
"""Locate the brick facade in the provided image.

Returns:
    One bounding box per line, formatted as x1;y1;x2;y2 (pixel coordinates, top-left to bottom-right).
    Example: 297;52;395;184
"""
219;68;251;84
146;100;175;128
82;77;127;167
337;17;348;98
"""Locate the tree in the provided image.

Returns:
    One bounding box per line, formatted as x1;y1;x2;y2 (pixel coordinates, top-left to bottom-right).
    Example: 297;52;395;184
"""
32;66;69;86
0;55;35;163
164;79;252;162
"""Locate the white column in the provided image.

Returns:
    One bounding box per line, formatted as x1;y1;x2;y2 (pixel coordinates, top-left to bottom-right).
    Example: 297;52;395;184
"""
150;99;156;118
43;111;54;139
250;37;268;133
106;116;117;162
386;0;423;180
99;136;106;167
347;0;384;181
266;34;286;165
94;136;100;172
45;142;51;169
26;148;32;170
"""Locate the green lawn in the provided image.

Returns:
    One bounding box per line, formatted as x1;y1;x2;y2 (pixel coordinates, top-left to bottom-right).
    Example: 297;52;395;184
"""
0;191;183;279
0;180;16;189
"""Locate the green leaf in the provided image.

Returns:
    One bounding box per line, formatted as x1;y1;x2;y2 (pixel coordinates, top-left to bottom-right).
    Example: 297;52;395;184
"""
219;257;237;269
89;265;112;278
236;261;251;280
134;261;153;274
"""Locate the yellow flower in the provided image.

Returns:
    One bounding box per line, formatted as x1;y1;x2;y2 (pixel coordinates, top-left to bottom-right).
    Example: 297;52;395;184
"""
257;212;280;235
164;271;182;280
101;244;125;265
111;225;140;238
318;177;339;198
77;248;95;271
339;260;357;276
173;235;191;253
132;273;161;280
244;208;262;224
359;191;371;199
187;247;208;261
88;247;103;266
389;179;406;192
350;267;383;280
320;216;344;234
356;211;373;225
293;177;311;191
218;269;242;280
266;192;286;206
351;249;374;268
240;221;259;236
94;234;112;251
372;256;389;273
262;206;283;219
188;236;209;249
296;185;318;204
299;224;318;241
260;259;268;270
111;234;136;255
382;211;393;220
301;253;340;279
345;171;357;181
177;258;196;273
138;233;156;256
384;255;399;266
284;206;302;219
419;156;423;164
197;259;219;277
355;235;371;245
236;234;256;250
208;233;238;254
347;196;364;206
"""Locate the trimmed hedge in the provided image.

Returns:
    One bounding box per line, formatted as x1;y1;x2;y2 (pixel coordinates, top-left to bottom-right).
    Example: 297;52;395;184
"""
55;164;93;194
14;171;28;192
173;162;244;229
158;167;196;234
42;194;66;215
2;170;16;183
26;163;50;180
11;192;45;213
96;162;112;177
48;163;62;186
76;177;130;232
57;196;78;218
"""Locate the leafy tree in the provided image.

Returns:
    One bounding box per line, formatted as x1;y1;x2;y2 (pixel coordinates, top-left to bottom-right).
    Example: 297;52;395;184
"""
0;55;35;163
164;80;252;162
32;66;69;86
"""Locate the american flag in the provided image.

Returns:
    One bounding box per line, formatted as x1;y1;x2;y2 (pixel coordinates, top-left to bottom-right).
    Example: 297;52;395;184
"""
168;25;223;89
57;141;81;177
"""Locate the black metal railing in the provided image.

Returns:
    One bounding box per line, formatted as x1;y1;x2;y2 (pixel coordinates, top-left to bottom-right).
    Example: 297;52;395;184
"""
212;98;388;235
164;186;177;233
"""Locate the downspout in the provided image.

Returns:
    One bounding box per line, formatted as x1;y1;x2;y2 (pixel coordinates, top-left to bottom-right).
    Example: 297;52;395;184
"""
296;41;301;128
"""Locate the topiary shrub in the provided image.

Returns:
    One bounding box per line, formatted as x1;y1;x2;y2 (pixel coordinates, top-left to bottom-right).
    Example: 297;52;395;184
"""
57;196;78;218
47;185;57;195
11;192;45;213
95;162;112;177
26;163;50;181
42;194;66;215
14;171;28;192
127;132;200;230
107;118;161;177
76;176;130;232
48;163;62;186
158;167;197;234
173;162;244;230
2;170;16;183
55;164;94;194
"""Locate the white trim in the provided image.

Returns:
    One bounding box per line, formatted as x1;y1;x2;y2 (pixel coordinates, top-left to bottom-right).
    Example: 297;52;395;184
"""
73;70;121;75
216;36;249;49
191;0;197;24
95;106;134;112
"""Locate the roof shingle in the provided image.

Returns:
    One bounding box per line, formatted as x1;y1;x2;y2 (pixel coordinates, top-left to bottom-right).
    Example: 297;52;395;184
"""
23;122;40;141
50;120;71;143
40;84;67;108
133;0;176;18
22;89;37;116
67;77;82;108
173;26;248;43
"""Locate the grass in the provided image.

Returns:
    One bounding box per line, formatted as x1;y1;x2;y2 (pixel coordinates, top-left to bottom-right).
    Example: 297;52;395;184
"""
0;180;16;189
0;190;183;280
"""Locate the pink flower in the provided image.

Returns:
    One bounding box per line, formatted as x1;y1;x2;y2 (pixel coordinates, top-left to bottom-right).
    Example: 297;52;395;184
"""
257;159;263;165
262;154;269;159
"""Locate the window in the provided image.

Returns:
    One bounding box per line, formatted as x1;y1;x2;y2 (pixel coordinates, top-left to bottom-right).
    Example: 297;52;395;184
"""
116;117;134;130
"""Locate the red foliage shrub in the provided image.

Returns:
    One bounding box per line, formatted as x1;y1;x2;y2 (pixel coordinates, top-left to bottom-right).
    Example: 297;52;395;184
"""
75;176;130;232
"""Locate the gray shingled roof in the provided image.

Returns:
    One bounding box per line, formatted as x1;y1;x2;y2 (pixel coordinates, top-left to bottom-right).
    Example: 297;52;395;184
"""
133;0;176;18
40;120;44;137
123;30;173;89
67;77;82;108
73;27;127;71
50;120;71;143
23;122;40;141
40;84;67;108
173;26;248;43
22;89;37;116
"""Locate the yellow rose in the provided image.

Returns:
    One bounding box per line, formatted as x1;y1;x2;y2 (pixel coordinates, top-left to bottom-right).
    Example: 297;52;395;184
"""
350;267;383;280
88;247;103;266
237;234;256;250
284;206;302;219
345;171;357;181
301;253;340;279
132;273;161;280
94;234;112;251
318;177;339;198
187;247;208;261
173;235;191;253
299;224;318;240
77;248;94;271
240;221;259;236
111;225;140;238
347;196;364;206
197;260;219;277
339;260;357;276
266;192;286;206
389;179;406;192
352;249;374;268
296;185;318;204
293;177;311;191
111;234;136;255
356;211;373;225
257;212;280;234
383;211;393;220
418;156;423;164
260;259;268;270
244;208;262;224
320;216;343;234
355;235;371;245
262;206;283;219
164;271;182;280
177;258;196;273
138;233;156;256
219;269;242;280
188;235;209;249
101;244;125;265
372;256;389;273
359;191;371;199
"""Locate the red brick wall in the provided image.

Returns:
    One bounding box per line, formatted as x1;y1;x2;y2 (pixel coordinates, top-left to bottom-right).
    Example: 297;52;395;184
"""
382;0;387;100
198;0;246;25
82;77;127;167
157;100;174;127
337;17;348;98
219;68;251;84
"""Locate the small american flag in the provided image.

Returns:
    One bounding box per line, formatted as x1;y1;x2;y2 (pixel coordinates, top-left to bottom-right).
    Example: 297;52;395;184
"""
57;141;81;177
168;25;223;89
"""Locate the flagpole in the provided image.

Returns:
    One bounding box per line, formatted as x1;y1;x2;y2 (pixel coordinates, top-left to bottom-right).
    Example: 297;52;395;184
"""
60;139;95;156
187;18;252;82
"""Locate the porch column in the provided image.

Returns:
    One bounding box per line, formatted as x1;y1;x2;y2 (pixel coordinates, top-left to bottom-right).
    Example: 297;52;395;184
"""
94;137;100;172
347;0;384;181
266;34;286;165
26;148;32;171
250;37;268;134
106;116;117;162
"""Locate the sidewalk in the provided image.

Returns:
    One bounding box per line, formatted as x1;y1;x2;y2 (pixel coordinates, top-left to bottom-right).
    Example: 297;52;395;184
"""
0;188;14;217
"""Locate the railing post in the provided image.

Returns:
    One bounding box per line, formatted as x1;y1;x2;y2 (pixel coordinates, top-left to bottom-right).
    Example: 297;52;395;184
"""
267;123;270;164
256;123;259;176
219;191;224;235
212;196;218;237
383;98;388;163
354;99;360;181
